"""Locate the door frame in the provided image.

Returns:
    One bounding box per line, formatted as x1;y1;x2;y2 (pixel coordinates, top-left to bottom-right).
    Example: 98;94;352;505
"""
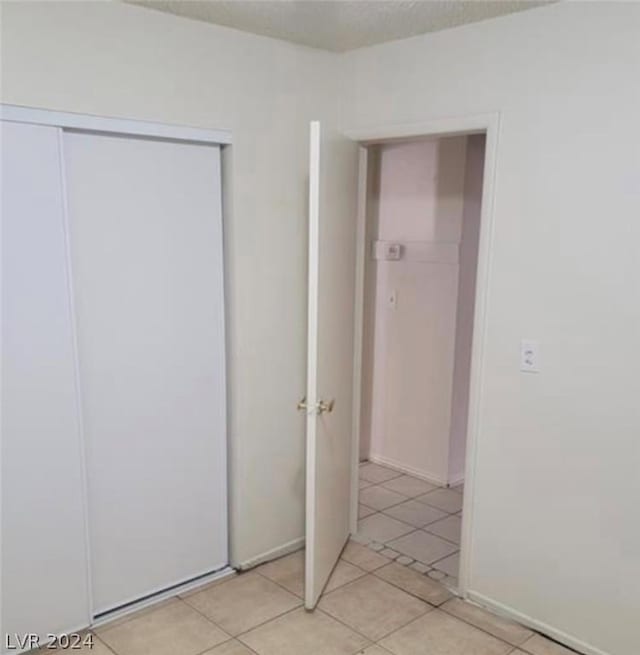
347;112;500;597
1;103;234;629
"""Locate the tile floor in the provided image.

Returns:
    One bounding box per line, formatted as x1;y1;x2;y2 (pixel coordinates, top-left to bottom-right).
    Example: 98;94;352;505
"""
356;462;463;588
36;459;582;655
42;544;580;655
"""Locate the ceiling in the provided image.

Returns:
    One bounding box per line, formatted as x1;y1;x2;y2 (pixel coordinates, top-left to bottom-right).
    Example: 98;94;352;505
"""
127;1;552;52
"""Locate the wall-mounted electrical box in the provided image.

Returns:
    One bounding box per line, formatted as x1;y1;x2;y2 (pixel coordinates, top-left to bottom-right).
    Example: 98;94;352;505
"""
372;240;403;261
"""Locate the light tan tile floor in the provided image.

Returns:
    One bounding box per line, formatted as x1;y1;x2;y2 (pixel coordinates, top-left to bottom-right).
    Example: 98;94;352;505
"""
38;540;584;655
356;461;464;588
36;461;583;655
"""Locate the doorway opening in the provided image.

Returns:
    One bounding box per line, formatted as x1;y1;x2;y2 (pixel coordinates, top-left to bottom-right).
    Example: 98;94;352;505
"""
352;132;487;592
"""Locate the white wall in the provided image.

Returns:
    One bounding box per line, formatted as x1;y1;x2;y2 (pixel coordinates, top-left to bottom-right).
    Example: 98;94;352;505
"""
0;0;340;567
3;3;640;653
347;3;640;655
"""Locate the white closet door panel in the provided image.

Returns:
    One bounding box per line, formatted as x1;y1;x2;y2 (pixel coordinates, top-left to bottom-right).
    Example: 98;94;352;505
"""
63;132;227;614
1;121;89;642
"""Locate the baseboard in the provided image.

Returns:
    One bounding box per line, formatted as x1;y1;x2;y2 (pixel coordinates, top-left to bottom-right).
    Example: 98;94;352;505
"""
447;472;465;487
368;453;448;487
235;536;305;571
466;590;610;655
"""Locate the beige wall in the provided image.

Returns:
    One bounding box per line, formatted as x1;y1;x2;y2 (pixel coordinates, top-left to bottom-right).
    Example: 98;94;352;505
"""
0;0;341;567
362;137;471;484
346;3;640;654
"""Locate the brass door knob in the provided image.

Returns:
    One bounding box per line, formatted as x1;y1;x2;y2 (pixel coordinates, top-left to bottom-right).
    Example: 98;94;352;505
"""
317;399;335;414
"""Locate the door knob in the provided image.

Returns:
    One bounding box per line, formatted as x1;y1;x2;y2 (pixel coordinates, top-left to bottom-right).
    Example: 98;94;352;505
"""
317;399;335;414
297;397;334;414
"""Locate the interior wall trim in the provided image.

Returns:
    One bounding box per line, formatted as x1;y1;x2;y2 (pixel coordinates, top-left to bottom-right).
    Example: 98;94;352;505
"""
235;537;305;571
1;104;232;145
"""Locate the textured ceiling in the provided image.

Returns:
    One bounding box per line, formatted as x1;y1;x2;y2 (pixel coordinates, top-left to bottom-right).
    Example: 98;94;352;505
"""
127;1;552;52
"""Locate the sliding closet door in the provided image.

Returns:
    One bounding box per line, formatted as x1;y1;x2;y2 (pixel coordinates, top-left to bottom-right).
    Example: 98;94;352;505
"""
1;121;89;640
63;132;227;615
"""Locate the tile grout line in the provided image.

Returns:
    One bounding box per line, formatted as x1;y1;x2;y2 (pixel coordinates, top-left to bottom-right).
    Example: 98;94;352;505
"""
177;593;242;638
233;605;303;641
372;605;518;654
249;561;378;647
368;507;462;537
253;555;369;600
316;577;434;646
358;473;463;573
438;601;535;649
356;519;461;567
359;482;463;515
370;566;452;608
95;573;242;637
91;633;120;655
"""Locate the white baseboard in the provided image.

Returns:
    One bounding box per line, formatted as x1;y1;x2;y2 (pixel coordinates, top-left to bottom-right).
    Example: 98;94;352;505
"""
368;453;448;487
447;472;465;487
236;537;305;571
466;590;609;655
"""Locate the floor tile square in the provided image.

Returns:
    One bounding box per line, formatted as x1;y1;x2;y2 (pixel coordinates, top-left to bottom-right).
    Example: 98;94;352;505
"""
325;560;368;593
379;609;512;655
359;478;374;490
410;562;431;574
360;486;408;510
416;488;463;513
383;500;448;528
318;575;429;641
202;640;256;655
359;647;394;654
424;515;462;544
520;634;577;655
441;598;533;646
373;562;452;606
359;463;403;484
379;548;400;560
180;573;238;600
381;475;439;497
239;607;369;655
183;571;301;636
431;552;459;577
451;483;464;494
257;550;305;597
38;634;112;654
359;503;377;519
97;599;229;655
358;513;415;543
387;531;458;565
341;541;389;571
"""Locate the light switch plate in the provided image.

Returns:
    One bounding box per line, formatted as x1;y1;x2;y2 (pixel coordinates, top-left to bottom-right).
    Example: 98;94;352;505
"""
520;339;540;373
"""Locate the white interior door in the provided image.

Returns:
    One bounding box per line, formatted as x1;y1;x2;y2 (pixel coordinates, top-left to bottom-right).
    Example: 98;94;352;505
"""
305;121;359;609
63;132;228;615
